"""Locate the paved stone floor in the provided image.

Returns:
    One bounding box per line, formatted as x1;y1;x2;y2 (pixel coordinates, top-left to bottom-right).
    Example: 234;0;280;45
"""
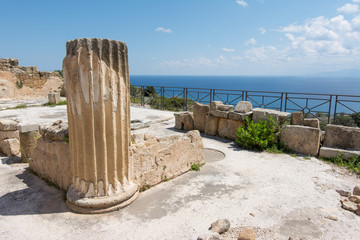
0;101;359;240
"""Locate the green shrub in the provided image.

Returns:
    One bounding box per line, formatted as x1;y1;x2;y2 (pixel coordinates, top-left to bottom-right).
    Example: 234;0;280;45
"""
16;80;23;89
236;117;276;151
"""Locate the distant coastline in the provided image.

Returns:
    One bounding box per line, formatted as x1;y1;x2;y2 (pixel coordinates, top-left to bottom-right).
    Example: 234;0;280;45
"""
130;75;360;95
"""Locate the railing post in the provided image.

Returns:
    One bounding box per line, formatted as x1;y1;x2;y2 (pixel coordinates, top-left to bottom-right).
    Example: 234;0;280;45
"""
242;91;245;101
209;89;213;103
213;89;216;102
161;87;164;111
284;93;288;112
183;88;186;111
141;86;144;106
328;95;332;124
280;93;284;112
334;95;338;121
245;91;248;101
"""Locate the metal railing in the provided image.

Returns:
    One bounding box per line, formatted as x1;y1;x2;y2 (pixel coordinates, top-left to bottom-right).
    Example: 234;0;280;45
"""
130;85;360;124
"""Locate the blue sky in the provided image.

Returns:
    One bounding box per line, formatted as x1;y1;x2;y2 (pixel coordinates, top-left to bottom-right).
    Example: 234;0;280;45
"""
1;0;360;75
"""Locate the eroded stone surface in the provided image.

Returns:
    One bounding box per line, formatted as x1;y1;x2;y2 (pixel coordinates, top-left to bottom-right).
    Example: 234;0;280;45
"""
0;130;19;141
205;114;219;136
0;119;18;131
193;102;209;132
0;138;20;156
323;124;360;150
131;130;204;187
291;112;303;125
20;130;40;163
235;101;253;113
238;228;256;240
304;118;320;129
354;186;360;196
210;218;231;234
63;38;137;213
280;125;321;156
228;111;252;122
252;108;290;123
319;147;360;159
210;110;229;119
48;92;60;104
174;112;194;131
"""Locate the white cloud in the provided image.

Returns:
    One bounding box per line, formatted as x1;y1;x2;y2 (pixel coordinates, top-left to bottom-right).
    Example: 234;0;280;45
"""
161;55;228;67
337;4;359;14
236;0;248;7
155;27;172;33
222;47;235;52
245;38;257;45
352;0;360;3
259;27;266;34
353;14;360;30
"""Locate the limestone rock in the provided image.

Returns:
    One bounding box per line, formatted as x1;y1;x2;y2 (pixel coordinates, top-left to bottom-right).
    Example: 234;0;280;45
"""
323;124;360;150
252;108;290;123
354;186;360;196
210;218;231;234
210;110;229;119
0;130;19;141
349;195;360;204
238;228;256;240
0;119;18;131
291;112;303;125
132;130;204;187
341;199;358;212
197;232;220;240
48;92;60;104
174;112;194;131
39;120;68;141
356;208;360;216
304;118;320;129
0;138;20;156
205;115;219;136
193;102;210;132
218;118;243;140
235;101;253;113
336;189;351;197
210;101;224;111
17;124;39;133
324;215;338;221
280;125;321;156
20;130;40;163
228;111;252;122
319;147;360;159
217;104;234;112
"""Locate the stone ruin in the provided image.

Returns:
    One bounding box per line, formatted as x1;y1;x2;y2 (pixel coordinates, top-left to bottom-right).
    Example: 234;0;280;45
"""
0;58;62;89
175;101;360;158
0;38;204;214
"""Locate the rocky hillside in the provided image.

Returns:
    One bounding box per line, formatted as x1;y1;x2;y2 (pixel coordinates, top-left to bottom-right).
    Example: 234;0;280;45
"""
0;58;64;100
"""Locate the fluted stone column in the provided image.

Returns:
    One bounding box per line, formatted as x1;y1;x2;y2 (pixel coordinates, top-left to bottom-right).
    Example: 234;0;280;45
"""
63;38;138;214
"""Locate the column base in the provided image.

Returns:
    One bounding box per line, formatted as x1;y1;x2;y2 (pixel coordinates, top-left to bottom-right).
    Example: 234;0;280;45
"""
66;184;139;214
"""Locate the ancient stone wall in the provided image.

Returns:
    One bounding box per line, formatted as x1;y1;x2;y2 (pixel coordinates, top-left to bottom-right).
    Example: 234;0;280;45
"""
0;58;62;89
131;131;204;187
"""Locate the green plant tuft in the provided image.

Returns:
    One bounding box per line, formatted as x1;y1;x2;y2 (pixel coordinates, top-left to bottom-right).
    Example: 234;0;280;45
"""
139;185;151;192
320;154;360;175
190;163;201;171
16;80;23;89
236;116;276;151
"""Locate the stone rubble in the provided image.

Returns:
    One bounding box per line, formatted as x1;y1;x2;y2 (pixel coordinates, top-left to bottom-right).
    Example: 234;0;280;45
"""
210;218;231;234
238;228;256;240
339;186;360;216
0;119;20;156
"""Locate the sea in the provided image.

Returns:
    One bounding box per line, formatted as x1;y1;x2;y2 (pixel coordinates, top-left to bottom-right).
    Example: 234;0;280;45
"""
130;75;360;95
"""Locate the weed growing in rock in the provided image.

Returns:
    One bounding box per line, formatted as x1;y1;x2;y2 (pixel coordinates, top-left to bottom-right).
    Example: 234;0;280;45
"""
139;185;151;192
43;100;67;107
190;163;201;171
16;80;23;88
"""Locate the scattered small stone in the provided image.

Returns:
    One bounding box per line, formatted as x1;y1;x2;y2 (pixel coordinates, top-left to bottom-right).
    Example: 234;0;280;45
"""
197;232;220;240
249;212;255;217
238;228;256;240
353;186;360;196
336;189;351;197
324;215;338;221
341;199;358;212
349;195;360;204
210;219;231;234
356;208;360;216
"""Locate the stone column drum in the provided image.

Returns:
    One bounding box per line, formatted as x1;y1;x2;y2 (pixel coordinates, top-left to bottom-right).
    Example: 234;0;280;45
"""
63;38;138;213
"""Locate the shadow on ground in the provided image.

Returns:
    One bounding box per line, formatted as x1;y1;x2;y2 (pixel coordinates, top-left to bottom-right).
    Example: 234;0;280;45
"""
0;166;68;216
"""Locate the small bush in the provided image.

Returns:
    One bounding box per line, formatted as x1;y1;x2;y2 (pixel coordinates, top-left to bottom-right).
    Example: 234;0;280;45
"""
16;80;23;89
236;117;276;151
190;163;201;171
